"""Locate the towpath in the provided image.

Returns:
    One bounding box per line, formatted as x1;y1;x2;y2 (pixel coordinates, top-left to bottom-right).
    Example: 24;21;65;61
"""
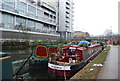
97;45;119;80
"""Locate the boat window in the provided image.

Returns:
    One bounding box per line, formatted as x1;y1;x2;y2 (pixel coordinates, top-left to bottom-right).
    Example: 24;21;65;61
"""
68;51;72;55
36;46;48;57
48;47;58;55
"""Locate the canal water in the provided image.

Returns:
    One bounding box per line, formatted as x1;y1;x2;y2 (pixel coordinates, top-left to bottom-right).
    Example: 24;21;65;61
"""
2;48;51;80
21;70;51;80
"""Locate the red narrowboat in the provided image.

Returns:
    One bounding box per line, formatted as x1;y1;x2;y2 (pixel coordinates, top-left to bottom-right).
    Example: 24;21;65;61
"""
48;44;102;79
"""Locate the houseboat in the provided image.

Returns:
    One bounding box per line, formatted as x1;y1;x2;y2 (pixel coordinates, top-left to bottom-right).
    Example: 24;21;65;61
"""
29;44;59;70
48;44;102;79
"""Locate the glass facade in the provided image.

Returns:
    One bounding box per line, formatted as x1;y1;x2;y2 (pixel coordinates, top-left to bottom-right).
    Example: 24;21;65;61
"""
16;17;26;26
0;0;58;35
37;9;43;20
27;19;36;31
28;4;36;18
36;22;43;32
2;0;15;12
15;16;26;30
16;1;27;15
2;13;14;29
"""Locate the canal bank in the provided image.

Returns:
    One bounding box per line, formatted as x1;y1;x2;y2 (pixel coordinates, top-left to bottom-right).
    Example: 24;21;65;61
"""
69;45;110;80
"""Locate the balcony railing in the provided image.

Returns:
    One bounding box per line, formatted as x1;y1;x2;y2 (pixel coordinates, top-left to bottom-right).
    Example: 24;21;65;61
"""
1;1;57;26
41;2;56;12
2;3;15;12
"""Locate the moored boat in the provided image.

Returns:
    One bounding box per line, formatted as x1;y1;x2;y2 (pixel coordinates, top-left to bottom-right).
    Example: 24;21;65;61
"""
29;44;59;70
48;44;102;79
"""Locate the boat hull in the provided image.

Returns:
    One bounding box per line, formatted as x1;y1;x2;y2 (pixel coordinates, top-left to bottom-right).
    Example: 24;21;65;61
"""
48;61;85;79
29;59;48;70
48;65;71;79
48;47;103;79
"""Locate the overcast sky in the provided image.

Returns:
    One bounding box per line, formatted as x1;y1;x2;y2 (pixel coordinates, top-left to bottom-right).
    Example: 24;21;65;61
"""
73;0;119;36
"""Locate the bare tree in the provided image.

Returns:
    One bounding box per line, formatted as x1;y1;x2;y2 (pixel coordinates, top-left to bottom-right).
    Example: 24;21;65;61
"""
104;28;113;36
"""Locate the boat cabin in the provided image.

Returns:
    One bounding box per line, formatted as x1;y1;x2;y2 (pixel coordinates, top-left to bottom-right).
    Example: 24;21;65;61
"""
49;44;101;65
49;45;89;65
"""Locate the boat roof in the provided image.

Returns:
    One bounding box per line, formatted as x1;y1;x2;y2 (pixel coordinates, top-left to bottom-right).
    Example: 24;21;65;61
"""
77;47;87;50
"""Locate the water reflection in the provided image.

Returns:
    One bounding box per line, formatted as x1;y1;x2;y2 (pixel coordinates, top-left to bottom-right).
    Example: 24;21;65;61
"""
2;48;51;80
18;70;51;81
28;70;50;80
2;48;32;61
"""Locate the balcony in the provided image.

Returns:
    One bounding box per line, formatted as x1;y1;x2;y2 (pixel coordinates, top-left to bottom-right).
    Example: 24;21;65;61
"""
41;2;56;12
2;3;15;12
1;22;14;29
66;10;70;14
65;24;69;28
66;14;70;18
66;1;70;5
66;19;69;23
66;5;70;9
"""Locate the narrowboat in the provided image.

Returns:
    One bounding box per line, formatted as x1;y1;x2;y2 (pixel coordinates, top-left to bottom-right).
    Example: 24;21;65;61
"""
48;44;102;79
29;44;59;70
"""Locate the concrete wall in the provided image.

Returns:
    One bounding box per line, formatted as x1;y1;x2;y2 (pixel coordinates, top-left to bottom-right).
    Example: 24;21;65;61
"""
1;30;60;40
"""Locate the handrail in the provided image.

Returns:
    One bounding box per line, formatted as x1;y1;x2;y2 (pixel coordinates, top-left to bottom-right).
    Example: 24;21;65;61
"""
0;56;12;61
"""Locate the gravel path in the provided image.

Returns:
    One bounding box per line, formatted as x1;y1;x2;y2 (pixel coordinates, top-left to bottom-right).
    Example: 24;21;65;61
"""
97;45;119;79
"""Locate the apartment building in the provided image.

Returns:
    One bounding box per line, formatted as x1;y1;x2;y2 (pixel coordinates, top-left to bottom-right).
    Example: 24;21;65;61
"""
58;0;74;40
0;0;74;41
0;0;60;40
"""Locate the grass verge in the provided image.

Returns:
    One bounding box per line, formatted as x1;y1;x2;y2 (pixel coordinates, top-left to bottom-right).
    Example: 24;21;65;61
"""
70;45;110;79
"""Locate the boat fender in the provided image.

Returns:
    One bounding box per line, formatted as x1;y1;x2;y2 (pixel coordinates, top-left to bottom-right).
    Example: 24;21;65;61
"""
30;56;35;60
31;60;35;64
72;60;76;63
69;58;72;63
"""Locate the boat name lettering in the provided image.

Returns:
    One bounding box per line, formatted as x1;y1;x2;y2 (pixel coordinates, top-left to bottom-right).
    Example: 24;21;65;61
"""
51;66;62;69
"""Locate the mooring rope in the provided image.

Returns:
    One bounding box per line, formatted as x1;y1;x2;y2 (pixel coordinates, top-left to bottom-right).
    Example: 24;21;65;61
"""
63;62;67;80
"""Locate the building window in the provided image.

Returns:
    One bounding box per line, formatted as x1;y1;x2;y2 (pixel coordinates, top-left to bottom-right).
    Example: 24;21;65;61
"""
2;13;14;29
53;16;56;22
16;17;26;26
50;15;52;19
49;25;53;33
26;19;36;31
3;0;15;6
28;5;36;18
36;22;43;32
42;24;49;33
2;0;15;12
37;9;43;19
44;12;49;18
66;2;70;5
16;1;27;15
66;11;69;14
